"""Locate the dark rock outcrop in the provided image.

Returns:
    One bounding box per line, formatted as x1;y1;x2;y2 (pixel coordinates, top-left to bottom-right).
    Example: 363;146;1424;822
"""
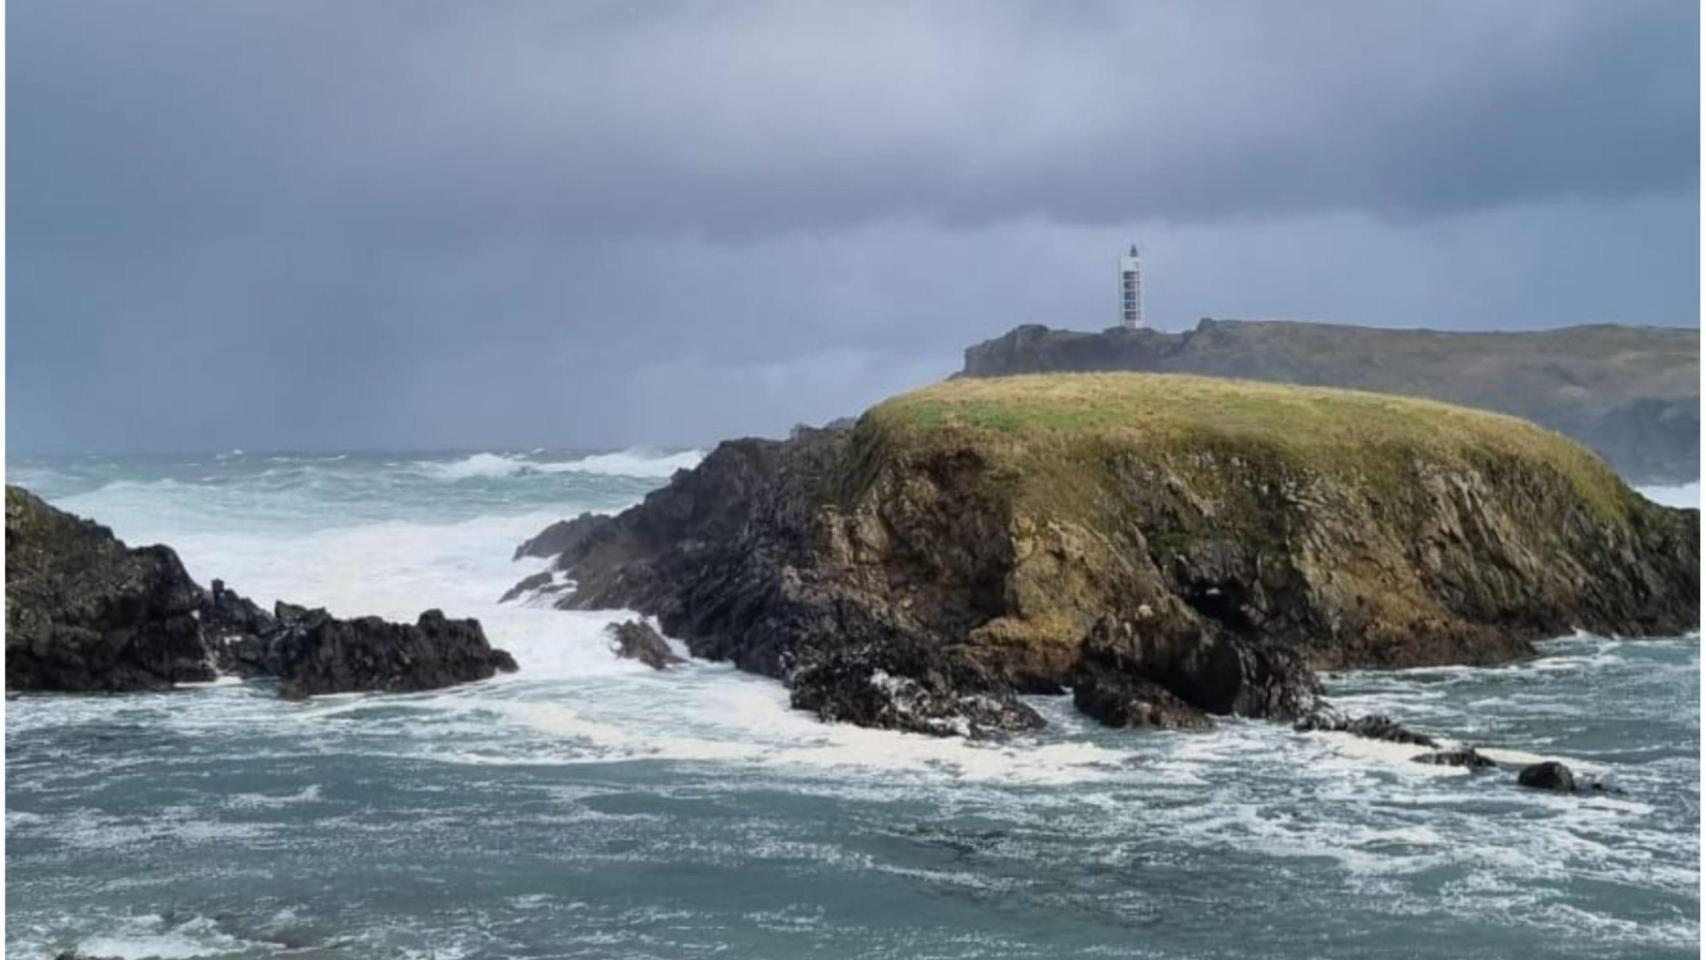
513;512;613;561
959;320;1700;485
499;571;554;603
211;586;519;695
1295;709;1438;747
606;620;684;670
1073;615;1313;730
6;485;215;691
1413;748;1495;769
6;486;517;697
265;605;517;698
1517;761;1577;792
786;636;1044;736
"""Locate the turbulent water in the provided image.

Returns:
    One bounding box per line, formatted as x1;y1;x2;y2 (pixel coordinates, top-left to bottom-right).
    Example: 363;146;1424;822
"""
6;451;1700;960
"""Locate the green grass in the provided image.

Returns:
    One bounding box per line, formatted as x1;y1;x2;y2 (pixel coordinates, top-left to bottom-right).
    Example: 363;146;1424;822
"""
855;373;1640;525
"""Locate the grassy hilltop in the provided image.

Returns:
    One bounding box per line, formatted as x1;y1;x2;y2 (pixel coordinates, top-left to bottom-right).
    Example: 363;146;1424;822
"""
855;373;1640;526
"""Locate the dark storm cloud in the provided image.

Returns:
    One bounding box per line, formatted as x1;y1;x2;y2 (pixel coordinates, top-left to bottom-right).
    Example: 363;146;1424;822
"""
7;0;1698;454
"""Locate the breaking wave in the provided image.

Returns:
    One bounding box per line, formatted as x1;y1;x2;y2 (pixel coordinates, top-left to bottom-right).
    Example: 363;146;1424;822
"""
6;452;1698;959
417;448;704;482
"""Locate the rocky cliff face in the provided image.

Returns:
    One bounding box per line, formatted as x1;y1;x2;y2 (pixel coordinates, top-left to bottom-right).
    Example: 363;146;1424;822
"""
959;320;1700;485
513;374;1698;736
6;486;516;696
6;486;216;691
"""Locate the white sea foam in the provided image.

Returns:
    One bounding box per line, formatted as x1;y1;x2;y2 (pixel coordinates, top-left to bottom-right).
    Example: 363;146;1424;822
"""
69;914;267;960
10;453;1696;958
417;448;703;482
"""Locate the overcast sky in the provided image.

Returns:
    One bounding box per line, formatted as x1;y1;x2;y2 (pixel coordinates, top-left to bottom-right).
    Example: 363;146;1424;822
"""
9;0;1699;454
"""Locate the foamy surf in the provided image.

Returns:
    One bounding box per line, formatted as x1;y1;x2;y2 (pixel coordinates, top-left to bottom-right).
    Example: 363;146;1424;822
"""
416;447;703;482
6;451;1698;960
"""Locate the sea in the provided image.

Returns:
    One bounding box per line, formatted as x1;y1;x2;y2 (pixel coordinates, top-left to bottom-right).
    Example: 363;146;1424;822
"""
4;451;1700;960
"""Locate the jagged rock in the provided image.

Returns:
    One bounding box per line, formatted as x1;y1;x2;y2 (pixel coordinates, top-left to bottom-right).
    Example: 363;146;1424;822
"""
264;604;518;697
787;641;1044;737
1413;748;1495;769
1517;761;1577;792
512;512;612;561
499;571;553;603
1074;615;1315;730
6;486;517;698
605;620;684;670
1295;709;1438;747
5;485;215;691
516;376;1697;737
1071;672;1213;730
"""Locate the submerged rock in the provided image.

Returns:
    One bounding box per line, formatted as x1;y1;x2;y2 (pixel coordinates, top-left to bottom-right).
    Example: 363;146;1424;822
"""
6;485;517;698
1413;748;1496;769
1295;709;1438;747
513;375;1698;737
606;620;684;670
1517;761;1577;792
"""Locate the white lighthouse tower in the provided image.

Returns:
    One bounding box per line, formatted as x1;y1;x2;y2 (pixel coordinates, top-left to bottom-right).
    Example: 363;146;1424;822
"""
1119;245;1144;329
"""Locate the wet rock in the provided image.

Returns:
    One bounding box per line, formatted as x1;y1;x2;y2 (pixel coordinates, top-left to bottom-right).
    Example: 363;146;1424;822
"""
1072;671;1213;730
512;511;612;561
1295;708;1437;747
606;620;684;670
1517;761;1577;792
6;485;216;692
499;571;553;603
1413;747;1495;769
787;640;1045;738
6;485;517;698
264;604;518;696
1074;615;1315;730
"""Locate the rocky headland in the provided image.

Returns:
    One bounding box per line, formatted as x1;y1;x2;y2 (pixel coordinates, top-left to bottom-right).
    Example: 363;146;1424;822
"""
960;320;1700;485
5;485;516;696
509;373;1698;739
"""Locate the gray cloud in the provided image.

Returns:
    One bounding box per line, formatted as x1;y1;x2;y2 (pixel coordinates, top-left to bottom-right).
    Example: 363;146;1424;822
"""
8;0;1698;454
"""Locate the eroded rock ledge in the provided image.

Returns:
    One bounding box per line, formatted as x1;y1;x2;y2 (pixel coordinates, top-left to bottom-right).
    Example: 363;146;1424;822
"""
5;485;516;696
507;374;1699;737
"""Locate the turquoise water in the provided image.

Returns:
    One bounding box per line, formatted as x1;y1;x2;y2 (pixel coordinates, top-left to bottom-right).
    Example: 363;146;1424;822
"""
6;452;1699;959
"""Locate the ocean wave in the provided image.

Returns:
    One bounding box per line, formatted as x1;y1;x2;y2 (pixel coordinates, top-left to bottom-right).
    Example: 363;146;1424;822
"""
417;448;703;482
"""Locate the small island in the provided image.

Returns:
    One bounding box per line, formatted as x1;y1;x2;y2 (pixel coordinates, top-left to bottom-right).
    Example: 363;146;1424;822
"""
513;372;1699;736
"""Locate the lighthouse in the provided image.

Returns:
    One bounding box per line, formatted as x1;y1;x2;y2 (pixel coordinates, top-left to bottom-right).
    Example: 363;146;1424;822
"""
1119;245;1143;329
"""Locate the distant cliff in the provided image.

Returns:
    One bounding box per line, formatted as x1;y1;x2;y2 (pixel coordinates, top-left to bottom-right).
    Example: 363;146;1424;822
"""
959;320;1699;485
